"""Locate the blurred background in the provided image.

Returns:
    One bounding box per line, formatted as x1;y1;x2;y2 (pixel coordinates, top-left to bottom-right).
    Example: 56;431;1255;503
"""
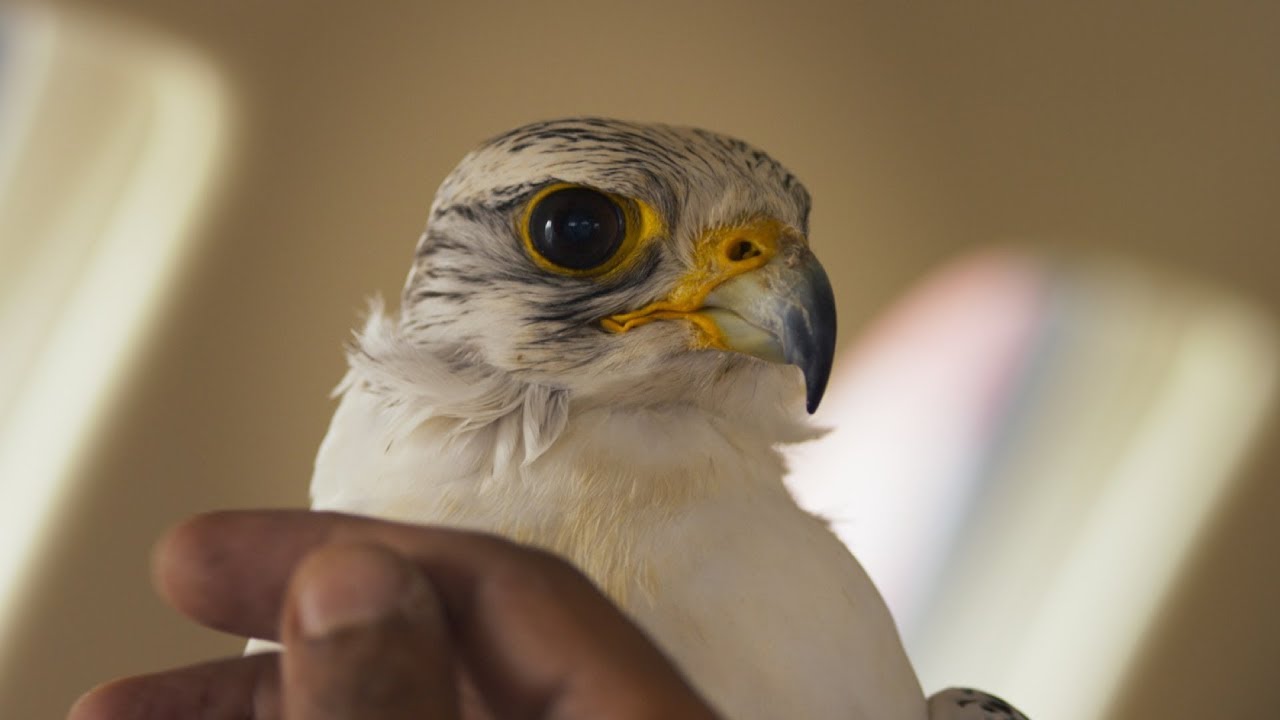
1;1;1278;718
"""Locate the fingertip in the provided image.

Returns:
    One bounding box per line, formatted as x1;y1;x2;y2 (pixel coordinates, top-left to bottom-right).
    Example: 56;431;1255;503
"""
69;655;281;720
149;512;236;623
150;514;202;599
149;510;311;638
67;685;111;720
67;676;144;720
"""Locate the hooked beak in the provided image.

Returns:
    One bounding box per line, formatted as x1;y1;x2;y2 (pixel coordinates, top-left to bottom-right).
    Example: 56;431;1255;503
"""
601;218;837;413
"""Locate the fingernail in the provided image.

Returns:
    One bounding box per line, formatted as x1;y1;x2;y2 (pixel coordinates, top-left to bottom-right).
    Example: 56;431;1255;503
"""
296;545;410;638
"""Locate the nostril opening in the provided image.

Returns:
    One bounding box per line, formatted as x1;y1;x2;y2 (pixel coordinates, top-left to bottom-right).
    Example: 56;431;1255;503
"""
727;239;762;263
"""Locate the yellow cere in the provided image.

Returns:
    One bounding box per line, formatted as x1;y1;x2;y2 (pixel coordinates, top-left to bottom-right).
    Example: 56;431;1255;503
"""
600;217;789;350
518;182;666;279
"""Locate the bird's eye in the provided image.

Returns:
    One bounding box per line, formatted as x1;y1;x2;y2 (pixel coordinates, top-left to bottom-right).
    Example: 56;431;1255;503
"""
526;187;626;272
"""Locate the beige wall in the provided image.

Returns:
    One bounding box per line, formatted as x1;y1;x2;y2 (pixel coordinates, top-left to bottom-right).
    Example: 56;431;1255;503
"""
4;1;1279;717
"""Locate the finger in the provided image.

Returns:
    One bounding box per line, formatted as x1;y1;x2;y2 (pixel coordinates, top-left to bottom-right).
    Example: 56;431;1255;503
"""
280;543;458;720
153;510;493;641
157;510;716;718
67;653;280;720
152;510;337;642
154;511;529;642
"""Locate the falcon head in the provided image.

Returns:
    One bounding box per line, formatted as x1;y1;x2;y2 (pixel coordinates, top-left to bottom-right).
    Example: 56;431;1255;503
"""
392;118;835;423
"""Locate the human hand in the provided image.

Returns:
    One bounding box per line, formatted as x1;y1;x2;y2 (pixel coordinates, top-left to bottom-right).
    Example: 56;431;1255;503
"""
69;510;719;719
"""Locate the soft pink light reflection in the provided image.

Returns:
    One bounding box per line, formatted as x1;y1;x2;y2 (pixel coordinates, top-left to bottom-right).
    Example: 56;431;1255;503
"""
786;250;1047;636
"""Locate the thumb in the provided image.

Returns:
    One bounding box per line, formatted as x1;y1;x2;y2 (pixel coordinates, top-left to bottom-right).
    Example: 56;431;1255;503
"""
281;542;459;720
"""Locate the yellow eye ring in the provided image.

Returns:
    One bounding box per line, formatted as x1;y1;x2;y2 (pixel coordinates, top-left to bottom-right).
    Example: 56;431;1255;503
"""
518;182;665;278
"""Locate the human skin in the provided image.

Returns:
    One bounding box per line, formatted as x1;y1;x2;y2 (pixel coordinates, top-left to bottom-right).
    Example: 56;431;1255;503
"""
68;510;720;720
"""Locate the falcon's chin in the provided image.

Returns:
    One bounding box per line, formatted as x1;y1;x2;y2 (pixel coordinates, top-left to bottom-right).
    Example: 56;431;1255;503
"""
601;218;837;413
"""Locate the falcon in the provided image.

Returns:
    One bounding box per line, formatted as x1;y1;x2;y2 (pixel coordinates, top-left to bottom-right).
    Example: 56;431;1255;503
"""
308;118;1027;719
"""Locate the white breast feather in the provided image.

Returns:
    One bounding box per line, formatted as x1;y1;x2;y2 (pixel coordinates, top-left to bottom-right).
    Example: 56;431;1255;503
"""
312;305;927;719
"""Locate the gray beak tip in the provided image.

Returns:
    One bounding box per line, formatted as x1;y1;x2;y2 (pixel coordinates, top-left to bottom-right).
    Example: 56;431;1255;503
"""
805;370;829;415
780;253;837;415
791;310;835;415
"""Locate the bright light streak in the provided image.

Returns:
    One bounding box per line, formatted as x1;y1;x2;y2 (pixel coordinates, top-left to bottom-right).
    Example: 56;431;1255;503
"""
1004;296;1277;719
0;5;232;650
790;251;1276;720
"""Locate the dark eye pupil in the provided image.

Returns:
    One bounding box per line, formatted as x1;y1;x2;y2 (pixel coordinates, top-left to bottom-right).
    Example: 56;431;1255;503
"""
529;187;624;270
